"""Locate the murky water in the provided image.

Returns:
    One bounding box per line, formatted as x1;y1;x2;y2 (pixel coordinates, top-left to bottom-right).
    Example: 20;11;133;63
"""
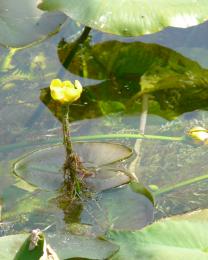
1;19;208;238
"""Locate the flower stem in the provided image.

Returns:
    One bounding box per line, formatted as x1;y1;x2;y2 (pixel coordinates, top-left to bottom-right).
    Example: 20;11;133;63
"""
62;105;82;196
155;173;208;196
128;94;149;181
58;26;91;78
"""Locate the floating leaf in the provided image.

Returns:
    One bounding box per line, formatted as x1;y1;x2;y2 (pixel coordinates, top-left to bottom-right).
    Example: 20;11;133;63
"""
0;0;67;47
47;233;119;259
107;209;208;260
85;166;130;192
0;234;28;260
81;184;154;233
14;230;47;260
13;142;132;191
0;231;116;260
38;0;208;36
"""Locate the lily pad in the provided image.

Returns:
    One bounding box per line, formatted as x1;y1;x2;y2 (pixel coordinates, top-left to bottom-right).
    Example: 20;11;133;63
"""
38;0;208;36
0;0;67;47
47;233;119;259
0;234;28;260
13;142;132;191
0;231;118;260
14;230;47;260
81;183;154;234
107;209;208;260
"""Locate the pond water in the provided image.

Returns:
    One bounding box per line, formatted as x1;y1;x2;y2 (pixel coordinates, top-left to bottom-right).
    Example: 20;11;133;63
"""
1;18;208;241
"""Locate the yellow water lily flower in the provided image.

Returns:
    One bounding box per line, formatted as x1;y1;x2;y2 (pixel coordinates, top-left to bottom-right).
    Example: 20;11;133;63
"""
50;79;82;104
187;126;208;144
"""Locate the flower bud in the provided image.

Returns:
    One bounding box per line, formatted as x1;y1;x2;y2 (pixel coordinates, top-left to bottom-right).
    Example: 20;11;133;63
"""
187;126;208;144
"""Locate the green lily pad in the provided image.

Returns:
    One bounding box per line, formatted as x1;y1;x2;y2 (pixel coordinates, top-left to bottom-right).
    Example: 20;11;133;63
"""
14;230;46;260
47;233;119;259
81;183;154;233
0;234;28;260
0;0;67;47
0;231;118;260
38;0;208;36
107;209;208;260
13;142;132;191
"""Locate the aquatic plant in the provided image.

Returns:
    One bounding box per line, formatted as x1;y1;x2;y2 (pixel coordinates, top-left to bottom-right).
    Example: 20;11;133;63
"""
49;78;89;196
1;1;208;259
50;79;82;104
187;126;208;144
37;0;208;36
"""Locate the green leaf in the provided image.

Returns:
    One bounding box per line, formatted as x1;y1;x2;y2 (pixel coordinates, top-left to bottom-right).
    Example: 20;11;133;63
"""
2;188;55;220
14;231;45;260
81;184;154;232
99;101;126;115
56;40;208;119
47;233;119;259
58;40;208;83
38;0;208;36
13;142;132;191
130;181;154;205
0;232;118;260
0;0;67;47
107;209;208;260
0;234;28;260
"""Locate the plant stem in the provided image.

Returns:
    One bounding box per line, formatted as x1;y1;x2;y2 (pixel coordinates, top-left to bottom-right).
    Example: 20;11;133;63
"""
25;26;91;128
72;134;183;141
129;94;149;181
0;134;183;153
58;26;91;78
62;105;81;195
155;173;208;196
1;48;17;71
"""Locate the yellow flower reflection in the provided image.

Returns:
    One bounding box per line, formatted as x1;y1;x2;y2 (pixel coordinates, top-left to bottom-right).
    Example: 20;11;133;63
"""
187;126;208;144
50;79;82;104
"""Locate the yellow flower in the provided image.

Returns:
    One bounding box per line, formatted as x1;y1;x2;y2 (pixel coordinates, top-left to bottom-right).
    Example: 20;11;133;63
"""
187;126;208;144
50;79;82;104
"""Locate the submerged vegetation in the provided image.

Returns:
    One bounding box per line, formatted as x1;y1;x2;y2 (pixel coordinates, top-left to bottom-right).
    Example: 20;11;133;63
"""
0;1;208;259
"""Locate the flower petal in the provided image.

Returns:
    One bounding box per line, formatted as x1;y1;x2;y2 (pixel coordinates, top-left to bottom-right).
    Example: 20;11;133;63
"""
50;79;62;90
74;80;83;93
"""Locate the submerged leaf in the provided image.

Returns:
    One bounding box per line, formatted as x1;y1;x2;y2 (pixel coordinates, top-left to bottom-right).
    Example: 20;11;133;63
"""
81;184;154;233
59;40;208;81
56;40;208;119
13;142;132;191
